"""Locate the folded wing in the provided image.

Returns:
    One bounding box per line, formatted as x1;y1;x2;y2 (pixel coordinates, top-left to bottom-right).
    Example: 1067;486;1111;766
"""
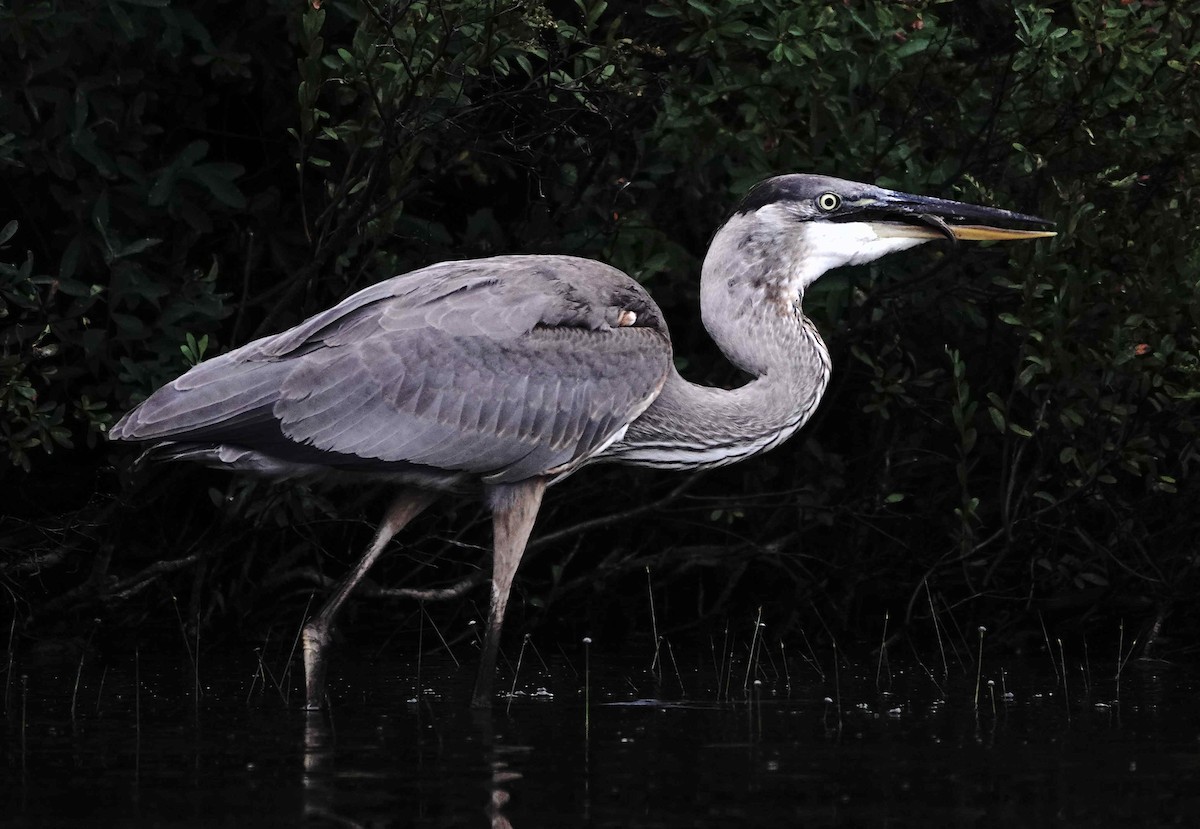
111;255;672;483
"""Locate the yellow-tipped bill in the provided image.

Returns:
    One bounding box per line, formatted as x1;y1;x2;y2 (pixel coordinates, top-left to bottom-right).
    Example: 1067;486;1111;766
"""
948;224;1057;241
874;221;1056;242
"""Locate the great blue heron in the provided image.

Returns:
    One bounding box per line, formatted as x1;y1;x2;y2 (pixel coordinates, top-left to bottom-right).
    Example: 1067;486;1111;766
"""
110;174;1054;708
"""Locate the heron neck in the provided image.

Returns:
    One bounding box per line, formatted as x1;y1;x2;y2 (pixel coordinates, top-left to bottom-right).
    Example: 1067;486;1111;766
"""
605;300;831;470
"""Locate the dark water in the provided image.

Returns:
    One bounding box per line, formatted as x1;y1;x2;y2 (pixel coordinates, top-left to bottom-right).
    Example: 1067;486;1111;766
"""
5;641;1200;827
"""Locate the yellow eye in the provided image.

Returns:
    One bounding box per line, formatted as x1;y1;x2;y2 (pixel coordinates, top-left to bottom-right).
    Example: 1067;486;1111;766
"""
817;192;841;212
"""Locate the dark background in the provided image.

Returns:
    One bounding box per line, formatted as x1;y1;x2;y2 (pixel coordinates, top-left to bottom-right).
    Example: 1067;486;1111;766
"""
2;0;1197;666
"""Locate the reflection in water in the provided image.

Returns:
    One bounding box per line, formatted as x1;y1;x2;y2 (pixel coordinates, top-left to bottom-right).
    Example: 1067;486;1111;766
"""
301;700;525;828
302;711;345;826
473;710;520;829
6;650;1200;828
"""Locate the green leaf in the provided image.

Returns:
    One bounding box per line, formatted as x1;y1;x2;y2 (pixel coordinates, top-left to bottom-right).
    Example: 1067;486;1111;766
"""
114;238;162;259
91;192;110;241
302;7;326;41
988;406;1005;432
188;163;247;208
587;0;608;27
106;0;136;38
59;236;81;280
179;140;211;166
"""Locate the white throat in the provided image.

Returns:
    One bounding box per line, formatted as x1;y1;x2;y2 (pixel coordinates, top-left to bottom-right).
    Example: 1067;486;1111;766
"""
790;220;930;292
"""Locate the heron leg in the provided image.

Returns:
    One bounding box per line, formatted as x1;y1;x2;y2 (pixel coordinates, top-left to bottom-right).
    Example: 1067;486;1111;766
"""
471;478;547;708
302;488;436;710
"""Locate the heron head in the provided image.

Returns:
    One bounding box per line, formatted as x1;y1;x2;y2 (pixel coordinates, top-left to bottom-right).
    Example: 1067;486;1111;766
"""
716;173;1056;296
698;173;1054;374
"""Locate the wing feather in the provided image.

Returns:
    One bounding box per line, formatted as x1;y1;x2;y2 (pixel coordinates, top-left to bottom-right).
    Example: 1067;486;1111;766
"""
112;255;671;483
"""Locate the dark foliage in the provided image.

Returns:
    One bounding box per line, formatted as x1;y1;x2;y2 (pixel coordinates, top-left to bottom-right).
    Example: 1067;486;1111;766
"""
2;0;1198;662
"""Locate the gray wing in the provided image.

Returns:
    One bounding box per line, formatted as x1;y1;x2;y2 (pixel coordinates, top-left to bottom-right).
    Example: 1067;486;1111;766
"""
110;255;672;483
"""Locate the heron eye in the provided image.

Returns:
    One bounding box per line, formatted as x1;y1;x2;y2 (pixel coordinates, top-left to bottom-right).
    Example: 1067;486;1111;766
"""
816;192;841;212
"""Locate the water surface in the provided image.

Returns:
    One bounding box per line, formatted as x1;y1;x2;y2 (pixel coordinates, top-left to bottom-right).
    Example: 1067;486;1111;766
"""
5;642;1199;827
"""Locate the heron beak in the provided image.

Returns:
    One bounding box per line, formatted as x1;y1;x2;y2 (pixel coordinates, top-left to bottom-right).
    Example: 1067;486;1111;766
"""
943;224;1058;241
865;188;1057;242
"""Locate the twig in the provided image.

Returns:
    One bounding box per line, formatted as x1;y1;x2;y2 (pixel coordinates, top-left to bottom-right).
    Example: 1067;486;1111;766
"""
528;473;704;553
